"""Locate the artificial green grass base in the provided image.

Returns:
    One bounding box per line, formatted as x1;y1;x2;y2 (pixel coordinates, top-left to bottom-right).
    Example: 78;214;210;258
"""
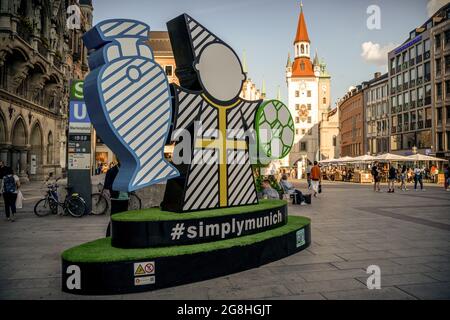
111;199;287;222
63;215;310;263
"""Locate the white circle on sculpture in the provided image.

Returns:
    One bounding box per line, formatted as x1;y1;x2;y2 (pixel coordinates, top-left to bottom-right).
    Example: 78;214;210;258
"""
127;66;141;82
195;43;244;102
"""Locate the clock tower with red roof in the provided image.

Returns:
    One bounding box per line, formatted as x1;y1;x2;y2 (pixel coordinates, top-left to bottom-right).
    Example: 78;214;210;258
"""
285;2;336;176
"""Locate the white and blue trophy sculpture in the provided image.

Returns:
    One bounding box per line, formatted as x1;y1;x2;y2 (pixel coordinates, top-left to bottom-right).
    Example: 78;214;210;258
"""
83;20;179;192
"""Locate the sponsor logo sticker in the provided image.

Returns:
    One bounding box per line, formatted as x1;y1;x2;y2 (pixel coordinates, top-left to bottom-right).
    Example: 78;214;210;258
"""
296;229;305;248
134;276;155;286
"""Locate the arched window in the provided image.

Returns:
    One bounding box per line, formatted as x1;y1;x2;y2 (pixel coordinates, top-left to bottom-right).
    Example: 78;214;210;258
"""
47;131;53;164
300;61;305;71
12;118;27;146
333;135;337;147
301;44;304;54
323;97;327;104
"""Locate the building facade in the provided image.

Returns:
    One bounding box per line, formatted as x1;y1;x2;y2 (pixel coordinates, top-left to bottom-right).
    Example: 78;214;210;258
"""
286;4;337;171
432;7;450;160
363;72;390;155
0;0;93;181
388;2;450;158
338;86;365;157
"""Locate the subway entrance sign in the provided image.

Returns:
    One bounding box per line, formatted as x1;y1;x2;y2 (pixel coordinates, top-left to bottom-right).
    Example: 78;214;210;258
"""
67;80;92;213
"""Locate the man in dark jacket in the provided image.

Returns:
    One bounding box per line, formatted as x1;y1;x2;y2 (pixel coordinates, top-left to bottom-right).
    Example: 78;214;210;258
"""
104;162;120;199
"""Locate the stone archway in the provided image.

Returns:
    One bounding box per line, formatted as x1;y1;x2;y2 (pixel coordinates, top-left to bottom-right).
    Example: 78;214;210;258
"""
11;117;27;146
29;123;43;179
11;117;28;176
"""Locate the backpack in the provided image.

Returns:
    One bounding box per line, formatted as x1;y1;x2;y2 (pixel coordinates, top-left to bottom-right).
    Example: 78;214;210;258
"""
3;175;16;193
371;166;378;177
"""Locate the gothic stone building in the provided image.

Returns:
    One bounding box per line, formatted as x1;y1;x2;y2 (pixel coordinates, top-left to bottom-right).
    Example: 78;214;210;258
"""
0;0;93;181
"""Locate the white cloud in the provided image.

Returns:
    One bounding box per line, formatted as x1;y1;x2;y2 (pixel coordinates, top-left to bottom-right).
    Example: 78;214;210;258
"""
361;41;397;66
427;0;448;17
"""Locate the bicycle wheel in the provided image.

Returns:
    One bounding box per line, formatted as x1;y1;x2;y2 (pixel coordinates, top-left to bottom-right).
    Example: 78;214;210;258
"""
34;199;53;217
91;193;108;215
65;196;87;218
128;193;142;211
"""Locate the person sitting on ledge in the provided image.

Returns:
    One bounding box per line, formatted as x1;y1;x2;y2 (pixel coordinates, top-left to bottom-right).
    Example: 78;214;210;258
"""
261;179;281;200
280;174;307;206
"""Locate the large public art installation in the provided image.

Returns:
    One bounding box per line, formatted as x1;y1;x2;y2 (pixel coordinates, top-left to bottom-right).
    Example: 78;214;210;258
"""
61;14;310;295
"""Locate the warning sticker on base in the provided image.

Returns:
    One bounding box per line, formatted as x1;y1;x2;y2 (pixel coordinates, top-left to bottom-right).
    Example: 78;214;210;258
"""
134;276;155;286
134;261;155;276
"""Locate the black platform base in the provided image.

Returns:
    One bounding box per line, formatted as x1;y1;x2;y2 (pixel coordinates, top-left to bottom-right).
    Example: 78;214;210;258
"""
62;218;311;295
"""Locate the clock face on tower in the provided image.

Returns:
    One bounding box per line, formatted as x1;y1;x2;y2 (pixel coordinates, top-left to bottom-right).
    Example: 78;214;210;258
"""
298;104;308;121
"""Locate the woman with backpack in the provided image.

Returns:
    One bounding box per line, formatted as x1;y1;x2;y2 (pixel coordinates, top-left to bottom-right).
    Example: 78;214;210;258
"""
2;167;20;222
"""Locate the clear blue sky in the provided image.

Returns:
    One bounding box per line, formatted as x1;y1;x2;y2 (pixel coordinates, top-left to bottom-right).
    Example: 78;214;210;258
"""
92;0;434;106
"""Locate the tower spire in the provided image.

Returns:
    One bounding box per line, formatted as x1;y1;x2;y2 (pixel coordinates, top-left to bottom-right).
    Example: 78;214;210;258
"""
286;52;291;68
294;1;310;44
313;49;319;66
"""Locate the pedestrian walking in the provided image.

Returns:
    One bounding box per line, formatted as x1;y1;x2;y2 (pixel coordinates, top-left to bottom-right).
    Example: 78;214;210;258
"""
306;163;312;190
388;165;397;193
413;165;424;191
310;161;321;197
1;167;20;222
400;165;408;191
0;160;9;212
371;162;381;192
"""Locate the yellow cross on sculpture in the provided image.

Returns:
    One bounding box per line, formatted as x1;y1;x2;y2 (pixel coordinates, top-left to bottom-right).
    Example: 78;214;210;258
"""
195;94;249;207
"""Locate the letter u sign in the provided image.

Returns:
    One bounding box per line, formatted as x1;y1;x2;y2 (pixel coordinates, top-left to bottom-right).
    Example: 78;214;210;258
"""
74;103;87;120
70;101;90;123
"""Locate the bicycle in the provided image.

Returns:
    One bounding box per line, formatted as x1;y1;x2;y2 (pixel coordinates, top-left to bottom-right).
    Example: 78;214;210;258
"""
91;182;142;215
34;178;87;218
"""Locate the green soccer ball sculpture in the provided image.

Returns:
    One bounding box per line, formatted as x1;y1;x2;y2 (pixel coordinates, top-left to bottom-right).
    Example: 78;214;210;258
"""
256;100;294;159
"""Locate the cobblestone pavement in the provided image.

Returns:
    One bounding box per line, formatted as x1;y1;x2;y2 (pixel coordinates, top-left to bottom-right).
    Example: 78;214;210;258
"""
0;180;449;300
